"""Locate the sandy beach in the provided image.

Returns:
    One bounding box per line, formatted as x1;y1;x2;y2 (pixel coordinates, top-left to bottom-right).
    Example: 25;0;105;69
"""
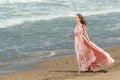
0;45;120;80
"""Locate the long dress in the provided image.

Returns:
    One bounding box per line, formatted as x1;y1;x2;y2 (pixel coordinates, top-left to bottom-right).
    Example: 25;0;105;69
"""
74;24;115;72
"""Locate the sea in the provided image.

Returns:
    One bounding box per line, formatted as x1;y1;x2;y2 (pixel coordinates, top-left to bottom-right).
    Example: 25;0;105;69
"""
0;0;120;74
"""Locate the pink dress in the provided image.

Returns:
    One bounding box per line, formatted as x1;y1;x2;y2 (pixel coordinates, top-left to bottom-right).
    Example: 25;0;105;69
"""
74;24;115;72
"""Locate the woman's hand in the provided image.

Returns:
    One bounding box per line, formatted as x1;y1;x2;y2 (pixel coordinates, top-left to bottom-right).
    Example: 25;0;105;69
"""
67;34;75;38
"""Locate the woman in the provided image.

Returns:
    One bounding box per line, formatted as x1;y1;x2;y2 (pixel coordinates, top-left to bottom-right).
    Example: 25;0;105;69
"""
67;14;115;73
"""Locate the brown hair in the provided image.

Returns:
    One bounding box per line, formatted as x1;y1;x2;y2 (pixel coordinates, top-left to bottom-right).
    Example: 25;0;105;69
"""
76;14;86;25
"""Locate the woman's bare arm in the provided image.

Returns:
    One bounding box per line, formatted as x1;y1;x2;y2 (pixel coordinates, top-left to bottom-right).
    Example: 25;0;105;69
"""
67;34;75;38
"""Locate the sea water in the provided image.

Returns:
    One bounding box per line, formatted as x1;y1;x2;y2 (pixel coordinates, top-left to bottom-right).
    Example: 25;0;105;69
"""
0;0;120;73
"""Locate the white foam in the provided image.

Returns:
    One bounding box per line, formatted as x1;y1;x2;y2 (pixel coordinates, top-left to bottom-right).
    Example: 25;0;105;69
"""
49;51;56;57
38;51;56;58
0;0;45;4
0;14;68;28
82;8;120;16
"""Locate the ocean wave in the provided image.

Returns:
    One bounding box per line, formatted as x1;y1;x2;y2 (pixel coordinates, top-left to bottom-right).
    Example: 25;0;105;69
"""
33;51;56;59
0;0;69;4
0;50;56;67
0;0;46;4
0;8;120;28
0;14;68;28
82;8;120;16
0;62;11;66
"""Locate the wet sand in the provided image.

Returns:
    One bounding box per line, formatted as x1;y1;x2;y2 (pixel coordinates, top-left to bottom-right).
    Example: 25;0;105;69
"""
0;45;120;80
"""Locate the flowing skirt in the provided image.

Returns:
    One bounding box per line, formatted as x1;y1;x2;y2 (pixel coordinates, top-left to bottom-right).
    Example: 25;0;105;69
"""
75;35;115;72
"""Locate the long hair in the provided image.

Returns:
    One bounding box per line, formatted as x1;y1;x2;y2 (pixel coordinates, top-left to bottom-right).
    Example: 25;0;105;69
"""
76;14;86;25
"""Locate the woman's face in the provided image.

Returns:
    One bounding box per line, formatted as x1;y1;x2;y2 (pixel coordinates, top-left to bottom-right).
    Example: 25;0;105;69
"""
75;15;81;23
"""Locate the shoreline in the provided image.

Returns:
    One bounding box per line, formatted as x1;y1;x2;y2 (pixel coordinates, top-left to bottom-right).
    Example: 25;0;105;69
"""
0;49;75;75
0;45;120;80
